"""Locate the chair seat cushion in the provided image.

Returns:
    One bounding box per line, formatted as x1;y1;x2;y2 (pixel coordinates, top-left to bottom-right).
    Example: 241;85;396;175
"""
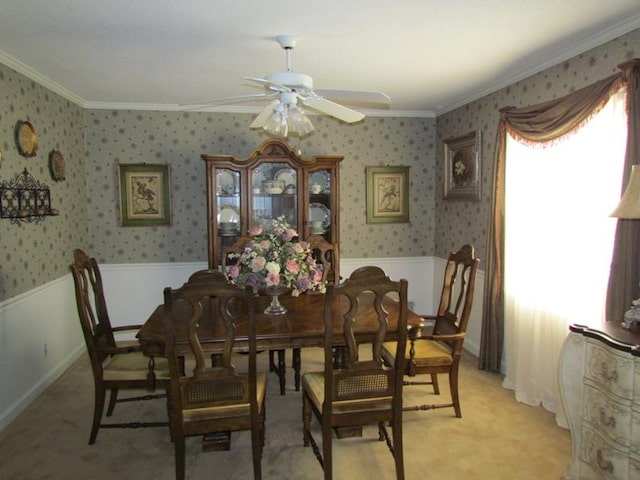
102;351;170;381
182;372;268;422
302;372;392;415
382;340;453;367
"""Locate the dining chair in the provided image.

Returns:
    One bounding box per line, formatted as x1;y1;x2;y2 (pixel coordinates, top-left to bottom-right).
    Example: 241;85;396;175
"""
69;248;170;445
285;234;340;392
222;235;290;394
381;244;479;418
163;269;266;480
302;266;408;480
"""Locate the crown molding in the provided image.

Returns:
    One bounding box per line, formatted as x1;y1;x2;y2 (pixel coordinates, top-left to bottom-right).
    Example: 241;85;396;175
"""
439;12;640;115
0;50;84;107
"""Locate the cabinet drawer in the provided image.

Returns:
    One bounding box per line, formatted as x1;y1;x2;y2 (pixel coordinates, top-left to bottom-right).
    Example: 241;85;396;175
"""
632;409;640;458
585;340;634;400
635;357;640;408
631;456;640;479
580;423;630;480
583;383;632;447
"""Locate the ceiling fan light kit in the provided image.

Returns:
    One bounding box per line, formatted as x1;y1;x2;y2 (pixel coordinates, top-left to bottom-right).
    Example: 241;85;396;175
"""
187;35;390;138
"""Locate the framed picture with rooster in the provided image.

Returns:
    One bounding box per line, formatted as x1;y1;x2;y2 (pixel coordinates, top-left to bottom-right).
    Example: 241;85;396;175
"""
117;163;171;226
366;165;410;224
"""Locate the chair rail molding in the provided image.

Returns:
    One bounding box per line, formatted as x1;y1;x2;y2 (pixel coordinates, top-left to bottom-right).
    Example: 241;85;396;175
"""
0;256;484;433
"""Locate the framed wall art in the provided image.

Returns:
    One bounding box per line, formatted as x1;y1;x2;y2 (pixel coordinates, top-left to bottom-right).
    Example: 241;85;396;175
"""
117;163;171;226
366;166;410;224
443;130;482;201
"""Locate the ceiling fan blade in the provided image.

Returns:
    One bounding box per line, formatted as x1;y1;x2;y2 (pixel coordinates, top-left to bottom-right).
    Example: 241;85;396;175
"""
180;92;276;109
303;97;365;123
250;100;280;129
244;76;292;92
313;89;390;106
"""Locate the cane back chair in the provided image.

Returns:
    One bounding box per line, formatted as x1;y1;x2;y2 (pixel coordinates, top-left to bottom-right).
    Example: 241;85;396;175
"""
163;269;266;480
302;266;408;480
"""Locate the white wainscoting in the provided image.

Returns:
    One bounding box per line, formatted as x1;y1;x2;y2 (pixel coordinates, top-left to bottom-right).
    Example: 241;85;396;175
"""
0;275;84;431
0;256;484;432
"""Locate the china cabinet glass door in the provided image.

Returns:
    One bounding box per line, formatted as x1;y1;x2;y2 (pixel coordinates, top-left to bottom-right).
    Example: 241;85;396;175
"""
308;168;332;238
250;162;298;228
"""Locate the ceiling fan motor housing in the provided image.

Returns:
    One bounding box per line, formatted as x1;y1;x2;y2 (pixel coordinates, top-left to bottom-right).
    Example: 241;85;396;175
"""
265;72;313;91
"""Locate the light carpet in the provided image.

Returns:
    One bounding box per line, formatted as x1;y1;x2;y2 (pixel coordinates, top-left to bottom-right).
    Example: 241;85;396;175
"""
0;348;571;479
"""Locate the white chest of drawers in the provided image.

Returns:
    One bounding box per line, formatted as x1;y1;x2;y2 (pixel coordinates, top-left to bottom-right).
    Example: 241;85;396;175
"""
559;323;640;480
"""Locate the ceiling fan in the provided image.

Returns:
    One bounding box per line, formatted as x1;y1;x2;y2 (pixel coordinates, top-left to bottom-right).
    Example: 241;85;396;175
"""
185;35;391;136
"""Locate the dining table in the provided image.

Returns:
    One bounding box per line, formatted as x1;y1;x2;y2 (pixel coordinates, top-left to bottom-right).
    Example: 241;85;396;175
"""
137;289;423;445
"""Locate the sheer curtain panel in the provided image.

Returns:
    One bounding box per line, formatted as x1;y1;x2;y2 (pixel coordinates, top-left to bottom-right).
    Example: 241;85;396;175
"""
503;89;627;426
479;59;640;376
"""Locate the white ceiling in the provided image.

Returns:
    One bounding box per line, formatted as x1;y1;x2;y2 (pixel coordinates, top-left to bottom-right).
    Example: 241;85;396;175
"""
1;0;640;117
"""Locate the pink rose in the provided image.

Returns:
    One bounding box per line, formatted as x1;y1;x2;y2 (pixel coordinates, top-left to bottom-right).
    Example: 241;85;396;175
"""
249;226;263;236
265;272;280;286
285;259;300;274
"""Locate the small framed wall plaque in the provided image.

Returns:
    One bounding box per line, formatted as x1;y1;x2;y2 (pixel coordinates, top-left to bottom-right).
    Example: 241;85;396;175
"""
443;130;482;201
117;163;171;226
49;150;66;181
15;121;38;157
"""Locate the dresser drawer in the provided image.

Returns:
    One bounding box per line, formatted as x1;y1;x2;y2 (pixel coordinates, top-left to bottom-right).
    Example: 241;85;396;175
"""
580;423;630;480
630;455;640;479
583;383;632;447
632;409;640;458
585;340;634;400
635;357;640;408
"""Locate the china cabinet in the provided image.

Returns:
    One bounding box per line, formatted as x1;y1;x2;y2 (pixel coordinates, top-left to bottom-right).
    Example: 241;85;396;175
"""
559;323;640;479
202;139;342;269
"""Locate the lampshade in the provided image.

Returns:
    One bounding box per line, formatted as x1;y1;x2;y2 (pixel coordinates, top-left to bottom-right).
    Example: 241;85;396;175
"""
262;99;315;138
611;165;640;218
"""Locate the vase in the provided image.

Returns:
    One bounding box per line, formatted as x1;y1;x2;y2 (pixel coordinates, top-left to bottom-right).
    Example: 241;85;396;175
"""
264;286;288;315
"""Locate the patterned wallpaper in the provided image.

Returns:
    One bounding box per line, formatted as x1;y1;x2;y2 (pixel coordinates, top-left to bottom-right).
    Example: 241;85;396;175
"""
1;27;638;301
84;113;436;263
0;64;87;300
435;28;640;260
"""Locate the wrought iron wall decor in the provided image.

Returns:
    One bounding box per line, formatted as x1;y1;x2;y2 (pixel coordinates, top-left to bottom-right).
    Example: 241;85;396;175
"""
0;168;59;224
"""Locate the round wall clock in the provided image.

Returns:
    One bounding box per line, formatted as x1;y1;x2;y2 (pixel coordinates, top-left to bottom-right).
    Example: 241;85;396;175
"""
49;150;66;181
15;121;38;157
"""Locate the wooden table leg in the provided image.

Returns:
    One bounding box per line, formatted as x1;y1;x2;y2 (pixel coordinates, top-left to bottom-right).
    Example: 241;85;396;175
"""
292;348;301;391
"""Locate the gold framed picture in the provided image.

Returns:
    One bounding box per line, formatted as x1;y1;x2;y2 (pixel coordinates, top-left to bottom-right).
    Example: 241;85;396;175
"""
443;130;482;201
117;163;171;226
366;166;410;224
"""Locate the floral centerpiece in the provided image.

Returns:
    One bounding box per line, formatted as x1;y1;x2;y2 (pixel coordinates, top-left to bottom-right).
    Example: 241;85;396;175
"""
227;216;326;314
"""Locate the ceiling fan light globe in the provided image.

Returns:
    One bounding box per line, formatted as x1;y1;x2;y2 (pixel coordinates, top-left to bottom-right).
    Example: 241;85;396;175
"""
288;107;315;136
264;110;289;137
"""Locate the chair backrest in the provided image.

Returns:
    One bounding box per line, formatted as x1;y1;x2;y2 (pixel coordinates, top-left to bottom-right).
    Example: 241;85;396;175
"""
433;244;480;343
323;266;408;408
307;235;339;285
69;248;117;362
163;269;257;414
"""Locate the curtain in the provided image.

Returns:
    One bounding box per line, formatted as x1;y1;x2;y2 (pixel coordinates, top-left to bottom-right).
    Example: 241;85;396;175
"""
503;90;627;426
479;59;640;372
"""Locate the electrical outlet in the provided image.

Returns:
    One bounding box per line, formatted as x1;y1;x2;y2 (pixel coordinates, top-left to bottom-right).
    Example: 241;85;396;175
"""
43;343;48;357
